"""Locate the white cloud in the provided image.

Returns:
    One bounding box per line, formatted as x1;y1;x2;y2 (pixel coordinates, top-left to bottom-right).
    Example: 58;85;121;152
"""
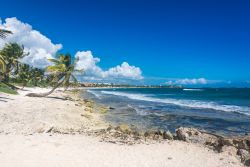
0;17;143;81
166;78;208;85
104;62;143;79
0;17;62;68
75;51;143;80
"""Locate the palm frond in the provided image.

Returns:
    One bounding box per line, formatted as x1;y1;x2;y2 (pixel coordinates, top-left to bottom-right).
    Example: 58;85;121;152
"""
0;29;12;39
0;55;6;73
46;64;66;72
48;58;61;64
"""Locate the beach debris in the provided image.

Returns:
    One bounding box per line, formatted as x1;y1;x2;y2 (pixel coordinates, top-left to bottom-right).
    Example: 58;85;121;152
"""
81;114;93;119
46;126;54;133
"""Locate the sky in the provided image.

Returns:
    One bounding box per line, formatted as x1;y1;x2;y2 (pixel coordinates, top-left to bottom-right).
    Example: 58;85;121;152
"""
0;0;250;87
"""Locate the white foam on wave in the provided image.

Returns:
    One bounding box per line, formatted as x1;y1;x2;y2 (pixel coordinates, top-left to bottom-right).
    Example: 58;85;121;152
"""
101;91;250;116
87;90;102;99
127;104;148;116
183;88;204;91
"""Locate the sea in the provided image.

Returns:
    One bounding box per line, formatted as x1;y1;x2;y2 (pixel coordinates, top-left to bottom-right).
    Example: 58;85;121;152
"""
82;88;250;136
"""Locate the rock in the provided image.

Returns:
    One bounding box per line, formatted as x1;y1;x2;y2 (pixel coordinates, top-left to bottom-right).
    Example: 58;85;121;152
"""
156;129;164;136
115;124;131;134
143;130;159;140
84;107;92;113
219;138;234;146
85;101;94;108
220;146;237;156
175;127;190;141
231;136;250;151
144;131;150;137
106;126;112;131
163;131;173;140
245;159;250;166
175;127;220;146
237;149;250;162
99;106;109;114
109;107;115;110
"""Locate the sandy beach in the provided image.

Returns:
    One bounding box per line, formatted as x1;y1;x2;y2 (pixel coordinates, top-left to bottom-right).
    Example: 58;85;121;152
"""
0;88;244;167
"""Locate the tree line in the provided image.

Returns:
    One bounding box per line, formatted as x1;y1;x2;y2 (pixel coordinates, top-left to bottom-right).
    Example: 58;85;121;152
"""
0;29;82;97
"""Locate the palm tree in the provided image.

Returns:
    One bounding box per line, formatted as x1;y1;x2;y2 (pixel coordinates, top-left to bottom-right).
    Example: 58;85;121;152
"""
0;29;12;80
0;55;6;81
30;67;45;86
0;29;12;39
26;54;83;97
0;43;28;82
18;63;32;89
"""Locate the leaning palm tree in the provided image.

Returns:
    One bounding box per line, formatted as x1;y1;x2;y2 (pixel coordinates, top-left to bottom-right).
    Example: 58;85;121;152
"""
0;29;12;39
26;54;82;97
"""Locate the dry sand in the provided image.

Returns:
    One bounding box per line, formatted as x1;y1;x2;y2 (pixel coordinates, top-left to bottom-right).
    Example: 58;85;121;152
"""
0;87;243;167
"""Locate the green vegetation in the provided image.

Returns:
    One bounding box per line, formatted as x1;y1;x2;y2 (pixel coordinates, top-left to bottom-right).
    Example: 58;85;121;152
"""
26;54;83;97
0;29;82;95
0;82;17;94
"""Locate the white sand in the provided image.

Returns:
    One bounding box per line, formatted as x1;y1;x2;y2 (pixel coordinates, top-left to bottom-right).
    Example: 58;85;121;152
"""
0;88;243;167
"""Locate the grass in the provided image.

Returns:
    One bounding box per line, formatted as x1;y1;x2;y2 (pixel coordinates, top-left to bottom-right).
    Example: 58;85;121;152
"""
0;82;18;94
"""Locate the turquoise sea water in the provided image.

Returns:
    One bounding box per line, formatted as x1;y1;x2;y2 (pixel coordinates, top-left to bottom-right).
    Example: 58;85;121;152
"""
84;88;250;136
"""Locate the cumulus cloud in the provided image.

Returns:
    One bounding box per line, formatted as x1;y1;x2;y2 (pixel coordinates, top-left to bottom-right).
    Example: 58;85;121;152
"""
75;51;143;80
0;17;62;68
0;17;143;81
166;78;208;85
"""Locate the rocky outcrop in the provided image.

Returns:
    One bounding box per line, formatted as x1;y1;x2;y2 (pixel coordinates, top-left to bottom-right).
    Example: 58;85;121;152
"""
175;127;250;166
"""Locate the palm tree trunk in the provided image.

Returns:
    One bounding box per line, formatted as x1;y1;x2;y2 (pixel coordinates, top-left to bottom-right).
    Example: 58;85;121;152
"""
26;79;64;97
2;81;19;90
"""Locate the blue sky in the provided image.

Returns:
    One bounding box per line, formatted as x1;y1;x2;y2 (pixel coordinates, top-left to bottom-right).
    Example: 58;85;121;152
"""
0;0;250;86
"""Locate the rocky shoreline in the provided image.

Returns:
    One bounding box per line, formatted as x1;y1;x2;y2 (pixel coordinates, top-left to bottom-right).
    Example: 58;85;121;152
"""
85;125;249;166
70;89;250;166
0;88;247;166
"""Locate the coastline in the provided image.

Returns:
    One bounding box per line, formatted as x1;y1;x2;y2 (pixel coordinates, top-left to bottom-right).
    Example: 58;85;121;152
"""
0;87;246;167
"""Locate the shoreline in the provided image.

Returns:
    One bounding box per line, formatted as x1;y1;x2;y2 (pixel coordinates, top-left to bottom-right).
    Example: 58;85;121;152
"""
0;87;247;167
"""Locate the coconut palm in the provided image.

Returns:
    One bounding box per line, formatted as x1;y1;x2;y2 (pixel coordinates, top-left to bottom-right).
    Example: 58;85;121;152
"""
0;55;6;81
0;43;28;82
26;54;83;97
0;29;12;79
30;67;45;86
0;29;12;39
18;64;32;89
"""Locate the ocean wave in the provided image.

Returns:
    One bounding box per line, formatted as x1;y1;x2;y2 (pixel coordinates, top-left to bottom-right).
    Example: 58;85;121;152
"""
101;91;250;116
87;90;102;99
183;88;204;91
127;104;148;116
